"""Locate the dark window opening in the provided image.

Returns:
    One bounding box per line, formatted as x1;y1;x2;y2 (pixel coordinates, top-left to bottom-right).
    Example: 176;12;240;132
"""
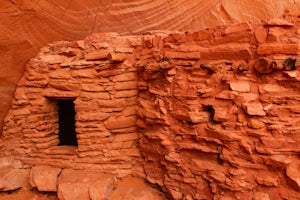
57;100;78;146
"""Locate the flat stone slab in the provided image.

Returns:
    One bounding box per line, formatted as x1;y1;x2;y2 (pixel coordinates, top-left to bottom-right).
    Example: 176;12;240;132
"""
57;169;115;200
30;166;62;192
108;177;165;200
0;168;24;191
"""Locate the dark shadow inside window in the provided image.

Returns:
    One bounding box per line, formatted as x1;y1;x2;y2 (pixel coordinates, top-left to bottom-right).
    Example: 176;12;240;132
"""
57;100;78;146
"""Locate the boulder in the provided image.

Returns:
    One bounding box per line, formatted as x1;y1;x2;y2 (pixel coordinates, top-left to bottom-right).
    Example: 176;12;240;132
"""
57;169;115;200
30;166;62;192
0;168;24;191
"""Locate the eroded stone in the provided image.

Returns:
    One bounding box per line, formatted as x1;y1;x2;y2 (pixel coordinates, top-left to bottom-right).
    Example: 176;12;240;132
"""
30;166;61;192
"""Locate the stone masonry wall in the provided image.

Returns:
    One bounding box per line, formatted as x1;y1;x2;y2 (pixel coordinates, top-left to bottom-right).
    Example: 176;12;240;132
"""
136;15;300;199
2;13;300;199
1;33;143;178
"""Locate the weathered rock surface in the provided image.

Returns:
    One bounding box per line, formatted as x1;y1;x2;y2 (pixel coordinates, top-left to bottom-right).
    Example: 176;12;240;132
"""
108;177;165;200
2;12;300;200
30;166;62;192
286;162;300;192
0;189;58;200
1;0;300;134
57;169;115;200
0;164;165;200
0;168;24;191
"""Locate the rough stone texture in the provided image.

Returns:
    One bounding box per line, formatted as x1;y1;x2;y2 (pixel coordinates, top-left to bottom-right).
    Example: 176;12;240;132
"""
1;33;141;177
2;14;300;199
286;162;300;192
0;189;58;200
0;166;163;200
136;14;300;199
107;177;165;200
1;0;300;135
0;168;24;191
30;166;62;192
57;169;115;200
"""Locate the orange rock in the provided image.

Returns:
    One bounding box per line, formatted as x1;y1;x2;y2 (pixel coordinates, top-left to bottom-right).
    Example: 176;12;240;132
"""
114;132;139;142
107;53;127;63
30;166;61;192
115;90;138;98
267;27;290;42
48;80;80;91
224;23;250;35
107;177;164;200
114;81;137;90
113;72;137;82
247;118;265;129
104;115;136;130
257;43;300;55
71;69;98;78
0;0;299;136
89;177;115;200
254;26;268;43
4;10;300;199
253;192;270;200
256;176;278;187
243;102;266;116
49;68;72;79
42;88;79;99
80;91;111;100
164;51;201;60
85;51;109;61
265;18;294;26
265;154;292;168
0;168;24;191
58;169;115;200
75;112;110;121
253;58;275;73
229;81;250;92
286;162;300;192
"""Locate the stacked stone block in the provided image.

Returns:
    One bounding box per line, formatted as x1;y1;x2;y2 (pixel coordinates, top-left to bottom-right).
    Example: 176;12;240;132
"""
2;14;300;199
2;33;141;177
137;16;300;199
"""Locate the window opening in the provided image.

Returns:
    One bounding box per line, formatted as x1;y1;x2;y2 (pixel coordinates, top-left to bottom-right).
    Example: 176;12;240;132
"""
57;100;78;146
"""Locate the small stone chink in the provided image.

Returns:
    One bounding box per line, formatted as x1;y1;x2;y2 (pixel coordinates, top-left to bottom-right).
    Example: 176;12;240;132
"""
237;63;249;74
283;58;296;71
200;64;217;73
253;58;276;74
203;105;215;122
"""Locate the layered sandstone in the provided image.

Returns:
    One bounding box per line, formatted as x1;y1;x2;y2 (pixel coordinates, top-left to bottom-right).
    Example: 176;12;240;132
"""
1;0;300;134
2;11;300;200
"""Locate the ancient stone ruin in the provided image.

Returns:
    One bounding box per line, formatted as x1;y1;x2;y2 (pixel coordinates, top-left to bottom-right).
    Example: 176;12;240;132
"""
1;14;300;199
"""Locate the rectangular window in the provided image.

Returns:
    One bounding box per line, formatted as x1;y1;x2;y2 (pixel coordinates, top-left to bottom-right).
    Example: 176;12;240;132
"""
57;100;78;146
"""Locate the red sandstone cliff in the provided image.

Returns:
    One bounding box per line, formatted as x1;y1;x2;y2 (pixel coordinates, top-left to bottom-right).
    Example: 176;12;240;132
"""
1;0;300;133
2;12;300;199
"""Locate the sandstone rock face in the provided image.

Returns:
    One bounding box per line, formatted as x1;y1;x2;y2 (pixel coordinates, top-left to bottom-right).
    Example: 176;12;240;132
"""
107;177;164;200
3;13;300;199
1;0;300;133
30;166;62;192
0;156;27;192
0;189;58;200
0;166;163;200
57;169;115;200
1;33;141;177
286;162;300;192
0;168;24;191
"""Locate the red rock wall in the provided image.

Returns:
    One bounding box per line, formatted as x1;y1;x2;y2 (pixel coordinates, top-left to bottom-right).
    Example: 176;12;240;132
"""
2;33;143;178
2;14;300;199
136;17;300;199
1;0;300;134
